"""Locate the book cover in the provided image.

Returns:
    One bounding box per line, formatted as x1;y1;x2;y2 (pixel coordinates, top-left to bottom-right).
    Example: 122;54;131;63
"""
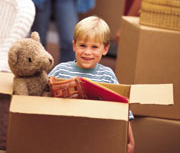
79;77;128;103
49;76;128;103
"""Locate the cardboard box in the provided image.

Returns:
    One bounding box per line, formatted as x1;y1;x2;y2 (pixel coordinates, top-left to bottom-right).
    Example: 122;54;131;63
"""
0;72;13;150
116;16;180;120
79;0;126;39
0;72;129;153
0;94;11;150
131;117;180;153
0;72;175;152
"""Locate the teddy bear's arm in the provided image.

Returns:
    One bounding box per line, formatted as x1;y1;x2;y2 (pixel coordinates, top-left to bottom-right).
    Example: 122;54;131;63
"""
13;78;29;95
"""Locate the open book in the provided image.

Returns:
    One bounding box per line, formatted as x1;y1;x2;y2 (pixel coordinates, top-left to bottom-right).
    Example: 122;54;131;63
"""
80;77;128;103
49;76;128;103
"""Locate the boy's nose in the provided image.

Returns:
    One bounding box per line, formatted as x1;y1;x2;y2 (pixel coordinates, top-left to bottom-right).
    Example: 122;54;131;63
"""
84;48;91;54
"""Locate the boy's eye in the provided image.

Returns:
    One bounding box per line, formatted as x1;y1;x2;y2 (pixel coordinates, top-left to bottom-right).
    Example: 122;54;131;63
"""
80;44;86;47
92;45;98;49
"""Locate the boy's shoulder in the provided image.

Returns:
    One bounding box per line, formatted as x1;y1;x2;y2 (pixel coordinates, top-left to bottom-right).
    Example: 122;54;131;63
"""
97;63;114;72
48;61;75;77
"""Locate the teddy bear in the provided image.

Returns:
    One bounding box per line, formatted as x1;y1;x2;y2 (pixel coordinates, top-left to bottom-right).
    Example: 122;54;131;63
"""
8;31;54;96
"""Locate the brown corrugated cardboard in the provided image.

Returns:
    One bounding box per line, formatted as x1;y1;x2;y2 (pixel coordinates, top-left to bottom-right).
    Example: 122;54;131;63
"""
130;84;174;105
116;16;180;120
0;72;13;94
0;71;176;152
7;96;129;153
0;72;13;151
0;72;129;153
131;117;180;153
0;94;10;151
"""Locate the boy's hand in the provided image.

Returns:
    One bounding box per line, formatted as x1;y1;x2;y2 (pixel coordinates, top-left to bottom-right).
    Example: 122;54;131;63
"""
127;122;135;153
115;29;120;44
127;141;135;153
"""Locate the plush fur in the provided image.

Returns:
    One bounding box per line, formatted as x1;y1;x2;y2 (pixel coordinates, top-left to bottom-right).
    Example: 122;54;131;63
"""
8;32;54;96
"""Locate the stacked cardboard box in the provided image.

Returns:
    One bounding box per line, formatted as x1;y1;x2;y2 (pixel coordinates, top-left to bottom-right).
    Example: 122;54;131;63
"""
79;0;126;39
140;0;180;31
131;117;180;153
116;16;180;153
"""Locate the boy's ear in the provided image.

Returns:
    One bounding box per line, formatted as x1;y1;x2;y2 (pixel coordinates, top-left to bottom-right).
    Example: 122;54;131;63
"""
72;40;76;52
102;44;110;56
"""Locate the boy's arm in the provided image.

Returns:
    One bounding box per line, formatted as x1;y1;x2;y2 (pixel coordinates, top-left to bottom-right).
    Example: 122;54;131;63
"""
127;122;135;153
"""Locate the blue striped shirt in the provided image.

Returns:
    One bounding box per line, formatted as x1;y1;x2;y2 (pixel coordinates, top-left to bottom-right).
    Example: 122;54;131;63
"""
49;61;119;84
48;61;134;120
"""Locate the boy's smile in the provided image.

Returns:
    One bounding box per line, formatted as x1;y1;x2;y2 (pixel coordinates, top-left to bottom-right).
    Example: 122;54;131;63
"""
73;39;109;69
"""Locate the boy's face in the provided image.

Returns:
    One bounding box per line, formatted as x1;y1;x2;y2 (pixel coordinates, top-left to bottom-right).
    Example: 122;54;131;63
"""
73;39;109;69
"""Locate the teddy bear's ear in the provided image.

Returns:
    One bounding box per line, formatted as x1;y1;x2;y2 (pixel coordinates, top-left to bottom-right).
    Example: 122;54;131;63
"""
8;44;19;66
31;31;40;42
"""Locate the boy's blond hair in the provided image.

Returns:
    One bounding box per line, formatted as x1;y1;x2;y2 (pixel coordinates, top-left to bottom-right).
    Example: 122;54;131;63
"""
73;16;110;47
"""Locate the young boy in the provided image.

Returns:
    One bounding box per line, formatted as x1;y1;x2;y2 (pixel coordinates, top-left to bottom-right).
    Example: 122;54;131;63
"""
49;16;135;153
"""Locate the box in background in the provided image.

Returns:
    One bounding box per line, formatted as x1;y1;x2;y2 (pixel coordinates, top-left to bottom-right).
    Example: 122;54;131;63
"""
116;16;180;120
79;0;126;40
140;0;180;31
131;116;180;153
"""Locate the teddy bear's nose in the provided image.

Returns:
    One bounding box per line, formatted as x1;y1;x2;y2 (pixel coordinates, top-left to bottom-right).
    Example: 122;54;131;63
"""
49;59;52;64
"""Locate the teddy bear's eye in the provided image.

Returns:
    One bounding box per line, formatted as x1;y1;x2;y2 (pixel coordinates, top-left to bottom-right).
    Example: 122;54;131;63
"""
28;58;32;62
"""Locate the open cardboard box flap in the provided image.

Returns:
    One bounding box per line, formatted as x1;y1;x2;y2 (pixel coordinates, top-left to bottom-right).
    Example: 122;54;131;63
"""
0;72;174;106
130;84;174;105
0;72;13;94
10;95;129;121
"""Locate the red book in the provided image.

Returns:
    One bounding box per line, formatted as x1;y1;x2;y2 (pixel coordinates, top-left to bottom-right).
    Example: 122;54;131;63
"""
79;77;128;103
49;76;128;103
